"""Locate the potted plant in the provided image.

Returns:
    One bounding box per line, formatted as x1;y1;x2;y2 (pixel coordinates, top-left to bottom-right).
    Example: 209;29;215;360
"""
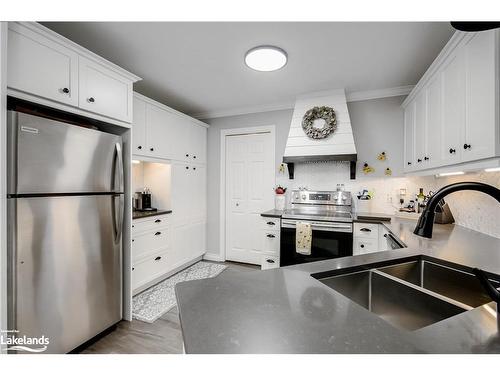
274;185;287;210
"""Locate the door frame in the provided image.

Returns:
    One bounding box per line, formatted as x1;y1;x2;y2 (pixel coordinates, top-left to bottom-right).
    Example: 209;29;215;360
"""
219;125;276;262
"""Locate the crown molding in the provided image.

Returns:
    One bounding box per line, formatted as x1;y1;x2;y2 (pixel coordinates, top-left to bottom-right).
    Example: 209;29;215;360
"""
191;85;413;120
346;85;414;102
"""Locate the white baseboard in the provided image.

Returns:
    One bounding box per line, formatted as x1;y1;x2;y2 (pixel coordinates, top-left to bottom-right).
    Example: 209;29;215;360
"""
202;253;224;262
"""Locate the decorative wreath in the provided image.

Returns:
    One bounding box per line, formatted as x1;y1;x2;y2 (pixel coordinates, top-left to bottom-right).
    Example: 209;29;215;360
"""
302;106;337;139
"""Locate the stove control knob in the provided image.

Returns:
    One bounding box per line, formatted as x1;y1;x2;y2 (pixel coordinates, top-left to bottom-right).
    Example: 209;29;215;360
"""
301;194;306;200
294;193;299;200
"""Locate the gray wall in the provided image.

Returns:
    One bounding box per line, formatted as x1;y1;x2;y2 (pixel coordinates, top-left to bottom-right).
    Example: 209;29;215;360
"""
204;96;405;257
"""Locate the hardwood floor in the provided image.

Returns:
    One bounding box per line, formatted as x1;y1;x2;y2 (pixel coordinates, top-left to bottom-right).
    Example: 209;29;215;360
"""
79;261;259;354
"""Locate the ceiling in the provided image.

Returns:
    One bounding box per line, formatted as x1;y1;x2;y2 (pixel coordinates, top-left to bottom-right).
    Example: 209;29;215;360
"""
42;22;454;119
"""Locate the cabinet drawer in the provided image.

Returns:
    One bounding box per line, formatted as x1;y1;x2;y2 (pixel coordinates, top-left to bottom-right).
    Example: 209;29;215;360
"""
263;232;280;254
353;238;379;255
132;216;169;234
354;222;379;239
132;229;169;260
78;56;132;122
261;255;280;270
261;217;281;231
132;250;169;291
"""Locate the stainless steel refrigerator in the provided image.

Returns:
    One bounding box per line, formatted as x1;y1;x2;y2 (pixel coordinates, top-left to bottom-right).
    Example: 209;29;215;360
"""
7;110;124;353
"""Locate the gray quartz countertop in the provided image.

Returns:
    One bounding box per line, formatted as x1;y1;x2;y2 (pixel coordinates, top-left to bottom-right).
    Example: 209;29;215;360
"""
132;209;172;220
260;209;285;218
176;216;500;353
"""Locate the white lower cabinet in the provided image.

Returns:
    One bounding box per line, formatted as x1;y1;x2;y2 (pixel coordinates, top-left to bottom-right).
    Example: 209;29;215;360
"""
260;217;280;270
353;222;395;255
132;249;169;292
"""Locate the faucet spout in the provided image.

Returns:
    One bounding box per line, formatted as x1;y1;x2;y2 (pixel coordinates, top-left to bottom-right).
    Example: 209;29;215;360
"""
413;182;500;238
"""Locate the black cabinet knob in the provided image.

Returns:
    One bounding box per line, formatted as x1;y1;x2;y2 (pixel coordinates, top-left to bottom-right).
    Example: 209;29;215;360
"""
193;167;196;170
267;221;275;226
154;256;162;261
360;244;365;248
424;156;429;161
132;267;135;271
155;219;161;223
407;162;412;165
150;147;154;151
154;232;161;236
417;158;422;163
193;155;197;159
87;97;95;103
62;87;70;94
449;148;456;154
360;228;371;232
266;234;275;238
138;146;142;150
186;154;189;157
185;166;189;170
464;143;471;149
266;259;275;264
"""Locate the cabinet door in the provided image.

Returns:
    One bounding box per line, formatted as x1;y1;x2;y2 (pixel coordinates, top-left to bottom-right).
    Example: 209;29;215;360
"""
7;23;78;106
171;163;191;226
403;101;415;171
132;96;147;156
425;76;443;168
190;124;207;164
190;164;207;223
146;104;175;159
414;92;427;169
463;31;497;161
171;117;191;162
441;51;465;164
78;56;132;122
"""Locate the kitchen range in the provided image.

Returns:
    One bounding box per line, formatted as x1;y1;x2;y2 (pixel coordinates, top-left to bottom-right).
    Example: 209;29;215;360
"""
280;190;354;266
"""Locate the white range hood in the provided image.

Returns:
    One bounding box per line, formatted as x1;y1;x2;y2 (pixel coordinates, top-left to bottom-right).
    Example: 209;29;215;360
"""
283;89;357;178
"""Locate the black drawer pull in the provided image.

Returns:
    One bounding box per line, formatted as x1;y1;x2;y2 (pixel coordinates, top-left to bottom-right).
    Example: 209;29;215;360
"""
132;267;135;271
464;143;471;149
360;228;371;232
154;232;161;236
155;219;161;223
193;167;196;170
407;162;412;165
132;239;135;242
449;148;456;154
193;155;197;159
267;221;275;226
383;233;388;238
186;154;189;157
186;166;189;170
62;87;70;94
424;156;429;161
417;158;422;163
154;256;162;261
266;259;275;264
266;234;276;238
87;97;95;103
360;244;365;248
138;145;142;150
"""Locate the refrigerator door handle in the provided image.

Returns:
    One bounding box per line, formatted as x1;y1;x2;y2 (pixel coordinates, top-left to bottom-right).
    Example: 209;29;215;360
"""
114;142;124;193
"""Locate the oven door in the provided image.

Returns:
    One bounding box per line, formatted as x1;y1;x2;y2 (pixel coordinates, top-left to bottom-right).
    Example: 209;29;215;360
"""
280;219;353;266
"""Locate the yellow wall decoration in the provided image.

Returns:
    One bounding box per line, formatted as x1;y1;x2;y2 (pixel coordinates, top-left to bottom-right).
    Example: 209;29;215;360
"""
385;167;392;176
377;151;387;161
362;163;374;174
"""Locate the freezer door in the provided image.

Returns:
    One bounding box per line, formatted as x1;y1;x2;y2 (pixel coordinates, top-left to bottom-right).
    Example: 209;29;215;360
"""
10;195;122;353
8;111;123;195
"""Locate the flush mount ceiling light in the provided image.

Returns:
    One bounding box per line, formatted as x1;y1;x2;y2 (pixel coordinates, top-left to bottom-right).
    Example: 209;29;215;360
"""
244;46;287;72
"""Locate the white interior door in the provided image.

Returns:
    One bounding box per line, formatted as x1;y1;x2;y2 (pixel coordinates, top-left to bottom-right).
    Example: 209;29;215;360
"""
225;132;274;264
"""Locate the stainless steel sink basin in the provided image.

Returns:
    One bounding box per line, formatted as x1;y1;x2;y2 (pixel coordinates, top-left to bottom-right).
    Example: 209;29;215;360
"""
378;260;500;308
319;270;467;331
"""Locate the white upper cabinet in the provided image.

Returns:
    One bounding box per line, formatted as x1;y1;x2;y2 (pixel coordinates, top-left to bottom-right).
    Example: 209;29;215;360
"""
403;101;415;171
402;30;500;173
7;22;140;125
132;93;208;163
7;23;79;106
132;96;147;154
78;56;133;122
463;31;497;162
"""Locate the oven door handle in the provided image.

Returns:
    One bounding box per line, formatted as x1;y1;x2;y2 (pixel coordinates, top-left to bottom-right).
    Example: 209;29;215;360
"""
281;220;352;232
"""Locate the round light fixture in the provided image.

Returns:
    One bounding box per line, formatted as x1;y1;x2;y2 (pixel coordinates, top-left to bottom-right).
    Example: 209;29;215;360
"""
244;46;287;72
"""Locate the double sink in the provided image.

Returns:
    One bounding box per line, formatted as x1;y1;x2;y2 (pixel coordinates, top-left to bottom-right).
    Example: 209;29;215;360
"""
313;256;500;331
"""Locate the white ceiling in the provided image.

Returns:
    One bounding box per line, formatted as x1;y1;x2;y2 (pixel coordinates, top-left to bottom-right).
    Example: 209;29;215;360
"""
42;22;453;118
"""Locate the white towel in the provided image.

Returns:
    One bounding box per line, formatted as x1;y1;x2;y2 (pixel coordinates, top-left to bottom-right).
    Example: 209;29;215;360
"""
296;221;312;255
